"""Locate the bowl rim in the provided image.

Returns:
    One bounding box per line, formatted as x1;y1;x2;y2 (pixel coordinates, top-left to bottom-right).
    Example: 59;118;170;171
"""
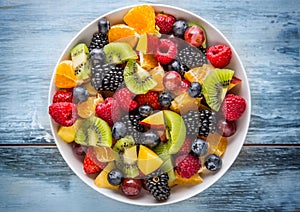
48;3;251;206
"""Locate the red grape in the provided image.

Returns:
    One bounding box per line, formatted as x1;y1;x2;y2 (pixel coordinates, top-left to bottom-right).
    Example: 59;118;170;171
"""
217;119;236;137
121;178;142;196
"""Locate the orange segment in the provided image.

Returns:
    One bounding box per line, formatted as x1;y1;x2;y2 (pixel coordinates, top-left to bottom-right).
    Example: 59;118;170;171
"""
139;52;158;70
123;5;156;34
107;24;138;44
184;64;214;84
55;60;77;88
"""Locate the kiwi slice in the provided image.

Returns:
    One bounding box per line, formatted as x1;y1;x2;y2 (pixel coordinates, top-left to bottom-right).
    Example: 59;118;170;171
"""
70;43;91;80
112;135;135;153
123;60;157;94
103;42;138;64
75;116;112;147
163;110;186;155
116;160;139;178
202;68;234;111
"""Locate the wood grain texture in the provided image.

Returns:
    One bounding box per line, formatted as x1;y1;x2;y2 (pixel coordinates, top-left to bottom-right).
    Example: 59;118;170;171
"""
0;0;299;144
0;146;299;211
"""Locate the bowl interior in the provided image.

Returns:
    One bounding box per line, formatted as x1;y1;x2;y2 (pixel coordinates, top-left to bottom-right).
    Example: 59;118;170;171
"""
49;4;251;206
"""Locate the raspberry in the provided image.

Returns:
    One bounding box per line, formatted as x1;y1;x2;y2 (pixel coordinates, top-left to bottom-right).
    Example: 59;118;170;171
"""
221;94;246;121
52;89;73;103
83;147;106;174
95;97;120;126
114;88;139;112
48;102;78;127
206;44;232;68
175;154;200;178
155;13;176;34
155;39;178;65
135;91;161;110
177;136;192;155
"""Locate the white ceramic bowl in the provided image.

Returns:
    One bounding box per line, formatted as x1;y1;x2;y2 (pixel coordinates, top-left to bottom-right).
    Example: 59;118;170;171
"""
49;4;251;206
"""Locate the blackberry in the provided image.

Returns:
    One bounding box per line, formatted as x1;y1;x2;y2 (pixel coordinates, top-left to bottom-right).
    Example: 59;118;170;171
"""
129;114;147;133
182;110;217;137
198;45;207;56
145;170;170;201
120;115;143;141
177;45;207;69
89;32;109;51
91;63;124;92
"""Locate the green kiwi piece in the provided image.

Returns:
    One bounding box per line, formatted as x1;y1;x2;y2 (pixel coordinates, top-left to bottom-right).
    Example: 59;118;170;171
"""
115;160;139;178
70;43;91;80
163;110;186;155
112;135;135;153
202;68;234;111
75;116;112;147
103;42;138;64
123;60;157;94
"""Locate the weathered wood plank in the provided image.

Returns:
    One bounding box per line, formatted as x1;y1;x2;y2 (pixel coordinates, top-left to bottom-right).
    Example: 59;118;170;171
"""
0;0;299;145
0;146;299;211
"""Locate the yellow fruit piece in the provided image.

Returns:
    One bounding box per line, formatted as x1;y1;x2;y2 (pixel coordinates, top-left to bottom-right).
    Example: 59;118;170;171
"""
93;146;115;162
138;145;163;175
57;119;82;143
84;82;98;95
173;171;203;185
170;92;200;115
123;5;156;34
123;145;138;164
139;53;158;70
108;24;138;44
184;64;214;84
55;60;78;88
94;161;119;190
149;65;165;91
206;133;228;156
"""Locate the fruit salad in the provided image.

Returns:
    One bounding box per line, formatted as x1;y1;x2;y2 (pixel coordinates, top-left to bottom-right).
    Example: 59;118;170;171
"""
49;5;246;202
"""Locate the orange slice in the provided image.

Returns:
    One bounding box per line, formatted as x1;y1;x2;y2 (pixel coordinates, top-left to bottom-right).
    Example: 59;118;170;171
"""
107;24;138;45
77;94;104;118
205;133;228;156
172;171;203;185
184;64;214;84
139;52;158;70
55;60;77;88
123;5;156;34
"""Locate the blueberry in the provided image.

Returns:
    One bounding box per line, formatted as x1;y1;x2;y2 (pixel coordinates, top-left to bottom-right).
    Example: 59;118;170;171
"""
73;87;89;103
107;168;124;186
90;48;106;65
98;17;110;34
191;138;208;156
139;132;161;149
188;82;202;98
112;122;127;140
172;20;188;38
159;91;174;107
138;105;153;117
167;59;188;77
205;154;222;171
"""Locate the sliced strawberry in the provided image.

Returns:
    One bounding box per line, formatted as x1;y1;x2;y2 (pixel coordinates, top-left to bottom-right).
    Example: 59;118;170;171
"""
135;91;161;110
95;97;120;126
83;147;106;174
155;13;176;34
53;89;73;103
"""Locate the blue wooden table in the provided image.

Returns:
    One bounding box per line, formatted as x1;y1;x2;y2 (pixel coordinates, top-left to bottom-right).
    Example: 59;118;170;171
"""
0;0;299;211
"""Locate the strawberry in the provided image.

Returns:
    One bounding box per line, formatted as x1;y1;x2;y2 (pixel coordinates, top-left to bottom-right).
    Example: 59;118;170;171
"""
155;13;176;34
53;89;73;103
83;147;106;174
206;44;232;68
175;154;200;178
135;91;161;110
114;88;139;112
221;94;246;121
48;102;77;126
95;97;120;126
155;39;178;65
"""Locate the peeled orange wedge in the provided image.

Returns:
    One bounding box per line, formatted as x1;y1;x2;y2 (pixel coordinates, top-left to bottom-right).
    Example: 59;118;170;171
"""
107;24;138;46
55;60;77;88
123;5;156;34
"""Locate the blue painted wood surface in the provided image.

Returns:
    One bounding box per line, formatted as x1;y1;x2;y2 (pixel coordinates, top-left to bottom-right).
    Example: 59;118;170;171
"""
0;0;299;211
